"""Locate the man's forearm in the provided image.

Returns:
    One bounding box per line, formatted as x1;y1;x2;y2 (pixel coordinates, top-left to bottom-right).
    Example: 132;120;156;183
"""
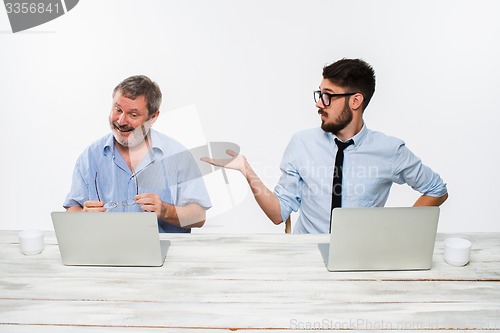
66;206;83;212
159;203;206;228
243;161;283;225
413;193;449;207
200;150;284;225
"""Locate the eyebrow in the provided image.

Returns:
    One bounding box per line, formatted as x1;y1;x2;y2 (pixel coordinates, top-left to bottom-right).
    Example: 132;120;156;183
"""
114;102;139;112
320;87;335;93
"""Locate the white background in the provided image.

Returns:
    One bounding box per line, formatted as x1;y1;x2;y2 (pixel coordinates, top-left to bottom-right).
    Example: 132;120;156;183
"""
1;0;499;233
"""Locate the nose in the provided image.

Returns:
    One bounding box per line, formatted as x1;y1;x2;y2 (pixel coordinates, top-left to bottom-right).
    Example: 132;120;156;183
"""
116;112;128;125
315;98;325;109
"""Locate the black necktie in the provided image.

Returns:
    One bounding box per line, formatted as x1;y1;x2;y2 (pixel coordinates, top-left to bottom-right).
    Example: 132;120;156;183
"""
330;138;354;233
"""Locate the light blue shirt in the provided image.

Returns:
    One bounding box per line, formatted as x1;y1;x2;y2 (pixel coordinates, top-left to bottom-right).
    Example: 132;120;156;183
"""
274;124;447;234
64;129;212;233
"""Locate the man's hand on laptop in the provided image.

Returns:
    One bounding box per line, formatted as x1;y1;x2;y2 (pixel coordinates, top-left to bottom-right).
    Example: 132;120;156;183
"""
82;201;106;212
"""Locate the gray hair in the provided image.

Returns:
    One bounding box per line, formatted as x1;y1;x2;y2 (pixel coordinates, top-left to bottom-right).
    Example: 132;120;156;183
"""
113;75;162;116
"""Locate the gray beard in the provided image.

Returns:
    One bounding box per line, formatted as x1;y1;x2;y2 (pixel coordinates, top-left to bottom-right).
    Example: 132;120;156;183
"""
113;123;151;148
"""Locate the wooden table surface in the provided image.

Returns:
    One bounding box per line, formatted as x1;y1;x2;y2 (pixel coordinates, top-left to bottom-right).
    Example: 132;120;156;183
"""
1;231;499;332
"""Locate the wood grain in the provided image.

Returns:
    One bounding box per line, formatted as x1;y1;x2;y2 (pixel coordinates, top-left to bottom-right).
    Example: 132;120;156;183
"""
1;232;499;332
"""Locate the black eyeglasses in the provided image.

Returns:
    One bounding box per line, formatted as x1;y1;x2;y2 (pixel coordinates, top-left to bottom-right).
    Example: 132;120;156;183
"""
95;172;139;211
313;90;356;107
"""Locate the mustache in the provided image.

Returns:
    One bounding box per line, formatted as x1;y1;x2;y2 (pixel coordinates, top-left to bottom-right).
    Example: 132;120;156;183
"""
112;122;134;132
318;109;326;116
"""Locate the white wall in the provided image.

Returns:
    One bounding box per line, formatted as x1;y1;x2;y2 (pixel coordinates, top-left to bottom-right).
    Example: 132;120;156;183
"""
1;0;499;233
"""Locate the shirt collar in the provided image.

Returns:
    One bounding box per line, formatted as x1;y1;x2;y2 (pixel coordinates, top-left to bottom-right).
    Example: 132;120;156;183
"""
350;122;368;148
328;122;368;148
103;134;114;156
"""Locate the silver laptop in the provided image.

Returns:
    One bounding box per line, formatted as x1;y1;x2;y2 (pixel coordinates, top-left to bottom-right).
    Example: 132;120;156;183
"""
51;212;168;267
327;207;439;271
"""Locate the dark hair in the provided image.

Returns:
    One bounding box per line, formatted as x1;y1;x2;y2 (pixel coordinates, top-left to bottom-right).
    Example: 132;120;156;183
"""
113;75;162;116
322;59;376;111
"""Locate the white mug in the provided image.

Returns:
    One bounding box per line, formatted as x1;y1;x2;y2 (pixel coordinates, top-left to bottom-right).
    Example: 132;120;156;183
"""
444;237;471;267
18;229;44;256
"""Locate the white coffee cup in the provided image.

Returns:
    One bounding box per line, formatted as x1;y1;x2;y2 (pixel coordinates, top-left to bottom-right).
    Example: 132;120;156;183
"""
444;237;471;267
18;229;44;256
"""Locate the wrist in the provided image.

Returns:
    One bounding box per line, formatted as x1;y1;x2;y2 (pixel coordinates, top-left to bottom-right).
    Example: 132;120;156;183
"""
160;202;176;222
242;157;253;179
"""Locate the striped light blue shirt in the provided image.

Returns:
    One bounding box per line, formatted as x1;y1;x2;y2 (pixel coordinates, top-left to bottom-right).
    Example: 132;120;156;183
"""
64;129;211;233
274;124;447;234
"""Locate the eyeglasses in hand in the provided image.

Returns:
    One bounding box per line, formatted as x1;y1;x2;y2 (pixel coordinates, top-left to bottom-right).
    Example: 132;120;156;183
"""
94;172;139;211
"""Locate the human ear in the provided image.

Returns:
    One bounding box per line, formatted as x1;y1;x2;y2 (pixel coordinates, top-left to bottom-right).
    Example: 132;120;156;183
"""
350;93;364;111
149;110;160;125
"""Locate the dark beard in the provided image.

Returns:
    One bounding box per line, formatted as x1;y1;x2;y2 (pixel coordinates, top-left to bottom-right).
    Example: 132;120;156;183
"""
320;99;353;134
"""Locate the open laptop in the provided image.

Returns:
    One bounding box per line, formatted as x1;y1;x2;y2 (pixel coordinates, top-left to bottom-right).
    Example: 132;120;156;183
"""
326;207;439;271
51;212;168;267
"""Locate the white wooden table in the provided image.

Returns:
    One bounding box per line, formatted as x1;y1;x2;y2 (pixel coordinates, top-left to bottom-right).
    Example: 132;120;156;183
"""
1;232;499;332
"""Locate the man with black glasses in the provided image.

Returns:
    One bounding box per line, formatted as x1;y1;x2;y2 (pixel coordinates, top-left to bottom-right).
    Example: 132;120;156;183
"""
202;58;448;233
64;75;211;233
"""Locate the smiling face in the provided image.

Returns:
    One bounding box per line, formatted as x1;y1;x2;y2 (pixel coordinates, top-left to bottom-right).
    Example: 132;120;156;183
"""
109;89;158;148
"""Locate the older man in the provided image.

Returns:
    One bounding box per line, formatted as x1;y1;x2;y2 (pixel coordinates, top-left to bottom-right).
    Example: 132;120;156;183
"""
65;75;211;232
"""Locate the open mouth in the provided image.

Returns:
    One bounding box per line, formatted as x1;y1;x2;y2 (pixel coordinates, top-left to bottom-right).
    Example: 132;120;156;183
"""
113;122;134;133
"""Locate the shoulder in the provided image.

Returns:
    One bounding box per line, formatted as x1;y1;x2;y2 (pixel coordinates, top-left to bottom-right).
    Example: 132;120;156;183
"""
289;127;330;145
89;133;113;150
281;128;332;161
150;129;195;167
363;127;405;148
77;133;113;161
151;129;188;155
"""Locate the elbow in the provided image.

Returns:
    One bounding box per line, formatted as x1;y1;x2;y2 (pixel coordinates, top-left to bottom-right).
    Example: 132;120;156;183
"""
178;207;206;229
184;218;205;229
66;206;82;212
193;209;207;228
438;192;449;206
427;192;449;207
414;192;449;207
271;214;284;225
